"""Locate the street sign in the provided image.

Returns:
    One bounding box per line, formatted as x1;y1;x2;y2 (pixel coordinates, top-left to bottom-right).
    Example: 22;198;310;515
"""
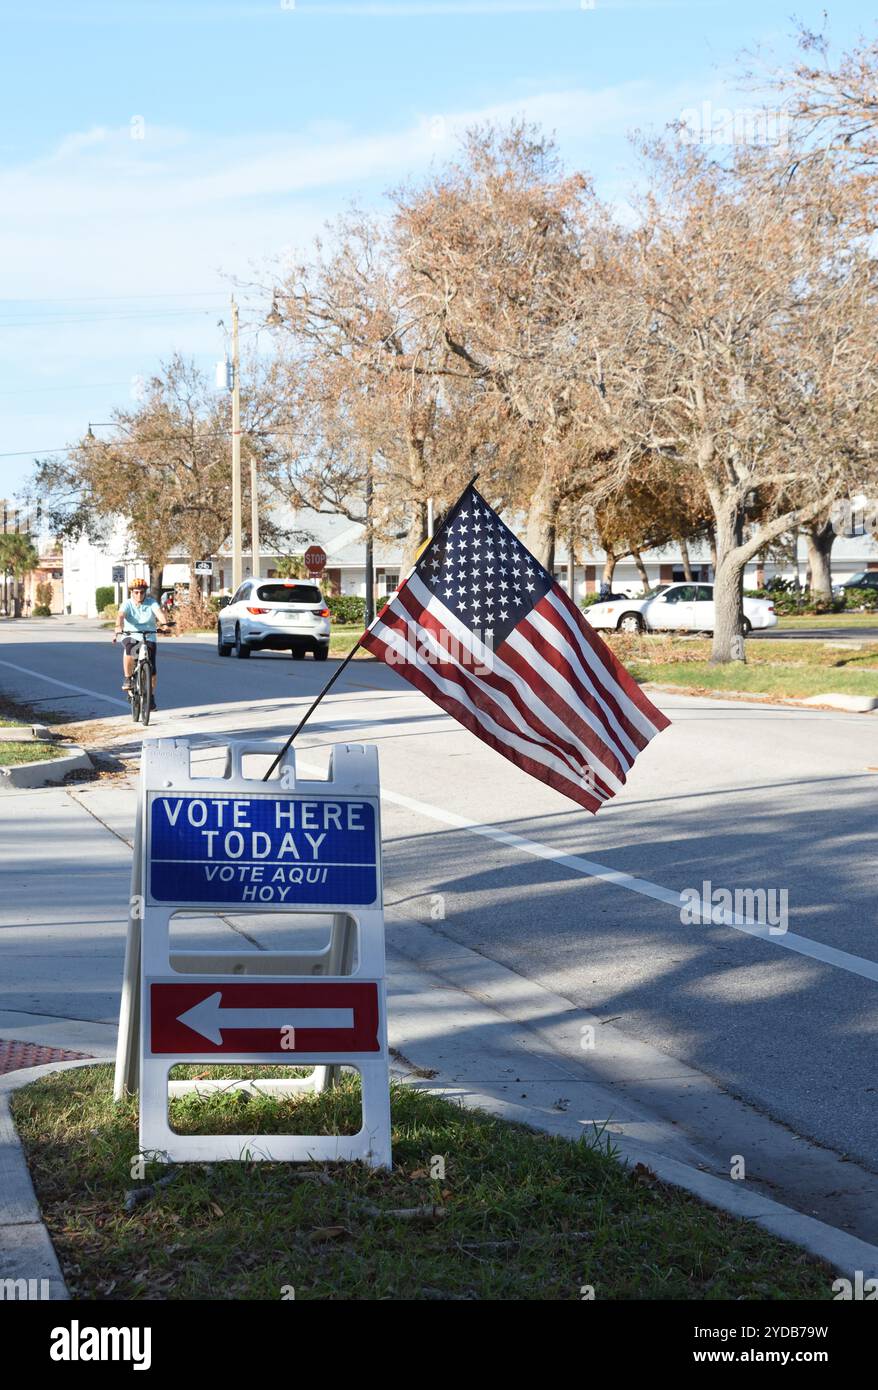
150;981;381;1053
148;792;378;907
114;736;391;1167
304;544;326;574
194;560;213;575
112;565;125;583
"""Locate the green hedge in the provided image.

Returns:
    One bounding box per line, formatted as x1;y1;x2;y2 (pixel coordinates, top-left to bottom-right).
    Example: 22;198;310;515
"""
841;585;878;611
32;604;52;617
327;595;366;625
95;585;115;613
744;584;878;615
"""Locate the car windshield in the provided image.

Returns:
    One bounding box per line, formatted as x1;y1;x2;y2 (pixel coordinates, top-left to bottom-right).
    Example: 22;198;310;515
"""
256;583;322;605
644;585;668;598
846;573;872;587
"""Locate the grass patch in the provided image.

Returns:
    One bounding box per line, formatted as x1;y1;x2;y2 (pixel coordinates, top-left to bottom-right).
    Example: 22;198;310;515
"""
329;623;370;657
11;1065;833;1301
0;692;67;727
602;632;878;700
0;739;67;766
775;612;878;629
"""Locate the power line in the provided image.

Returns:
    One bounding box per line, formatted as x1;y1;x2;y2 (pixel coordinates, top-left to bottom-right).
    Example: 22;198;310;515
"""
0;426;294;460
0;291;227;303
0;308;225;329
0;381;133;396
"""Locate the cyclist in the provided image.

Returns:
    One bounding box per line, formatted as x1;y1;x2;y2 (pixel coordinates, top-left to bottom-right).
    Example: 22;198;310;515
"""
113;578;172;710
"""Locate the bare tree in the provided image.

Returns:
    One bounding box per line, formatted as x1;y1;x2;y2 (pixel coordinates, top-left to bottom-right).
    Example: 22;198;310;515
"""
630;138;878;661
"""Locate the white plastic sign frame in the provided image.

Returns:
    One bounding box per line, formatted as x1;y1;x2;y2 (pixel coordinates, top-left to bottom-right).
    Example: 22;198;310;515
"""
115;736;392;1168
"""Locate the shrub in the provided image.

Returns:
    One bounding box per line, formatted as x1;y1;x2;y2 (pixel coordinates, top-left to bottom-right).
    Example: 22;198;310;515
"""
580;593;604;609
35;581;53;609
95;585;115;613
842;585;878;611
32;604;51;617
101;602;119;620
172;596;215;633
327;595;366;625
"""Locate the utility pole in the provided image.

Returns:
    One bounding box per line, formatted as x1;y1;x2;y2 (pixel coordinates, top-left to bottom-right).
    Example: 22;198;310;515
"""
250;454;260;582
231;296;243;591
1;499;6;617
364;463;374;627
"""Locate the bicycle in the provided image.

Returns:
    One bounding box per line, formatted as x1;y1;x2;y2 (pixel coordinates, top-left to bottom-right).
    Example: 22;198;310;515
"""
126;633;155;726
115;621;174;726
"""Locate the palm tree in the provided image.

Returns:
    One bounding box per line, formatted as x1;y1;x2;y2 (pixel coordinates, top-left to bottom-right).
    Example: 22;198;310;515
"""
0;533;39;618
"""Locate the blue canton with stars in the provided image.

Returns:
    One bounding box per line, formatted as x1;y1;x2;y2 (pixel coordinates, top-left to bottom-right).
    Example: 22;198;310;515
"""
413;485;554;647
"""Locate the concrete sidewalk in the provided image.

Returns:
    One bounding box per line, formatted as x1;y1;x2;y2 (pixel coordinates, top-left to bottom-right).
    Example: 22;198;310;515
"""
2;779;878;1293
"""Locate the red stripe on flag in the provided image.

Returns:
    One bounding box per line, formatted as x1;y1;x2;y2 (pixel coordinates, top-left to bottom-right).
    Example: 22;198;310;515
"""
361;624;604;811
391;586;607;786
551;585;672;733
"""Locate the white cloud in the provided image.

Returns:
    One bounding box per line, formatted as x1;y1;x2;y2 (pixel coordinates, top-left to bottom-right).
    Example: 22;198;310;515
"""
0;67;738;487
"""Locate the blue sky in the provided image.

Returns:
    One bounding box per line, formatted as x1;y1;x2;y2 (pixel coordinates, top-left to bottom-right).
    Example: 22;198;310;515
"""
0;0;870;501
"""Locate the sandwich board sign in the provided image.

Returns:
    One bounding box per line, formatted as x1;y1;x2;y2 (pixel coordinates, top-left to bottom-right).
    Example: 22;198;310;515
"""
114;736;392;1167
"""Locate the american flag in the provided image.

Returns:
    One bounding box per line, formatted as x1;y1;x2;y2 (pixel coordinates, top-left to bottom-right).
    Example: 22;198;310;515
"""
359;484;670;811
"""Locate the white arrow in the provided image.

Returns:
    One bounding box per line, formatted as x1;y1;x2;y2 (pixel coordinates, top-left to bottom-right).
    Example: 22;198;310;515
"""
177;992;354;1045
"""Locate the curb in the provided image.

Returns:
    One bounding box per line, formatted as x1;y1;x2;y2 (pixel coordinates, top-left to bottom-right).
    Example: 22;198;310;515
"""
0;1058;109;1301
3;1039;877;1300
411;1081;878;1281
385;915;878;1282
0;745;92;790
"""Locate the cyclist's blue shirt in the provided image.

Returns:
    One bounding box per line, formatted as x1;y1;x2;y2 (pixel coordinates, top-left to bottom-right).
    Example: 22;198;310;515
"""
121;598;162;634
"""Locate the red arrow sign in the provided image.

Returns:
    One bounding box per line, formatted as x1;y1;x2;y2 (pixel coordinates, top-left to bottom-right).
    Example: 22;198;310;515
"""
149;981;380;1054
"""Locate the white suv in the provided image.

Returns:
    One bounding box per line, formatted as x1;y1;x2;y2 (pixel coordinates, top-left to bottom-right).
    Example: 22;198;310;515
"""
217;579;331;660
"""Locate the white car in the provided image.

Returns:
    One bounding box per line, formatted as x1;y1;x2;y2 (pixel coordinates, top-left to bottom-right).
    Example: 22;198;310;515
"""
217;578;331;660
584;582;777;635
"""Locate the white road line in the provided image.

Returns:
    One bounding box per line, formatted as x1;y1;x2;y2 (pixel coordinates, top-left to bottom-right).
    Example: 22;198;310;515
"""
297;760;878;986
0;658;129;709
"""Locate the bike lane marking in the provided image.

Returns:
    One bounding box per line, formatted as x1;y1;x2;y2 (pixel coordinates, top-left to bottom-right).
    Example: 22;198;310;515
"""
0;658;129;709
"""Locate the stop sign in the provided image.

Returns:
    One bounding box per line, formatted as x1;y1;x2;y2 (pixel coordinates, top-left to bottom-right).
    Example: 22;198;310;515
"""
304;545;326;574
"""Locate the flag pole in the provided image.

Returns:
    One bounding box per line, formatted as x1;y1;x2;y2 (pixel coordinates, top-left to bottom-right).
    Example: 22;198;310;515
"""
262;475;479;782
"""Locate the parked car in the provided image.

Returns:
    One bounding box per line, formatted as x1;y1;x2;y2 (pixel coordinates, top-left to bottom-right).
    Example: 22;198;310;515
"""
583;582;777;635
217;579;331;659
837;571;878;593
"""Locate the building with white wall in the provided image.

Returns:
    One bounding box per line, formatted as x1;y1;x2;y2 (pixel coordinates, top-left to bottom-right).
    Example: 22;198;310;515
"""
61;501;878;615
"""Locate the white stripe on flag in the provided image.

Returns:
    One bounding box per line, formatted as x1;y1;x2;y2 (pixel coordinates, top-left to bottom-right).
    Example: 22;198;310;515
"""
395;578;626;792
392;599;612;789
543;590;665;741
369;613;601;799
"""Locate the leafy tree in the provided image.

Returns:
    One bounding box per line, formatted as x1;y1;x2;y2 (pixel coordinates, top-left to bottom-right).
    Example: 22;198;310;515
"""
0;533;39;617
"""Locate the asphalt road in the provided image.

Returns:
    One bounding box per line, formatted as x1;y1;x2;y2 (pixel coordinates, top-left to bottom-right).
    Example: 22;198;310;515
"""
2;616;877;1179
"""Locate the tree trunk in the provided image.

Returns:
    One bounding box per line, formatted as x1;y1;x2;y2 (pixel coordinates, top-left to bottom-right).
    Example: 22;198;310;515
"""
601;549;617;593
707;526;717;576
401;498;428;573
755;551;766;588
710;503;747;664
805;518;836;606
524;466;558;570
630;545;650;593
679;536;693;582
148;561;165;599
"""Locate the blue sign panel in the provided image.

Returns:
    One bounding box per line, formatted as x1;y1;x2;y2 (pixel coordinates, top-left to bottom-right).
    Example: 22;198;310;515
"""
149;794;378;906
